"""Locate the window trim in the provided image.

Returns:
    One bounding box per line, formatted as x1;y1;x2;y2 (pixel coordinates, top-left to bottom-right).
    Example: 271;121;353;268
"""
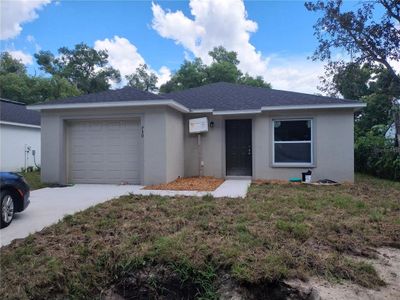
272;118;314;167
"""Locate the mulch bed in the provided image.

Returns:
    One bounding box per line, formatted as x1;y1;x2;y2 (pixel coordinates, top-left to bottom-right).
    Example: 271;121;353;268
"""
143;176;225;191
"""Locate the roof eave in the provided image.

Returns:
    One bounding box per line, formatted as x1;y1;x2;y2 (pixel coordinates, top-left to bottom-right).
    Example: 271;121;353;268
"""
0;121;41;128
207;103;366;115
260;103;367;112
27;99;190;113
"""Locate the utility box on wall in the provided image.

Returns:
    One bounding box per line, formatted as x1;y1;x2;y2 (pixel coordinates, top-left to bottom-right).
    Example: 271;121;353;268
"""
189;117;208;134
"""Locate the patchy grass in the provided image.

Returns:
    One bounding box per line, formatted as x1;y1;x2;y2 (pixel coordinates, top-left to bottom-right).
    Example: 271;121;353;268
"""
18;171;48;190
1;174;399;299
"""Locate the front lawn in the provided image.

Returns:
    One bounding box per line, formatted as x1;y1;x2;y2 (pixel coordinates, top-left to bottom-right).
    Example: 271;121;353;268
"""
1;174;399;299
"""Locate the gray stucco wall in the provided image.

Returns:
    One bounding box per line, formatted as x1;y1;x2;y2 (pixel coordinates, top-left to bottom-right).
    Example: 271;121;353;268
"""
40;105;355;185
184;114;224;178
165;108;185;182
252;109;354;182
183;109;355;182
40;106;184;185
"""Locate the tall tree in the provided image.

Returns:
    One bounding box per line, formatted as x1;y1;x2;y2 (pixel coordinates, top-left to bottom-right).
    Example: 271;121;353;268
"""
160;46;270;93
320;61;396;137
207;47;242;83
306;0;400;145
305;0;400;82
319;62;373;99
126;64;158;92
35;43;121;94
0;52;81;104
0;52;26;75
239;74;272;88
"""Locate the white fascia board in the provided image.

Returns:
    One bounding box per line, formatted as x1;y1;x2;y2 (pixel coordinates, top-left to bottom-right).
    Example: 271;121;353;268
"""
27;99;190;113
213;109;262;115
0;121;41;129
261;103;366;111
189;109;214;113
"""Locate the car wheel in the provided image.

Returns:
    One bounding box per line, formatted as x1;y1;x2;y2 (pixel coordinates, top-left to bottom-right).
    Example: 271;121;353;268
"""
1;191;15;228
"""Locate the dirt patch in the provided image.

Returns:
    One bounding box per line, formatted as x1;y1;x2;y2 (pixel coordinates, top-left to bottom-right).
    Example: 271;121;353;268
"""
217;274;313;300
105;268;313;300
144;176;224;191
285;247;400;300
105;265;204;300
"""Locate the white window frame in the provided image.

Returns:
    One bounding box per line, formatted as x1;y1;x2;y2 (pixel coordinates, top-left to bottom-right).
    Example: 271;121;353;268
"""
272;118;314;167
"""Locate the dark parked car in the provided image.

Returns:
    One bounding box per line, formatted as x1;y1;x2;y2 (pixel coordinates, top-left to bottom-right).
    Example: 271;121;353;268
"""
0;172;30;228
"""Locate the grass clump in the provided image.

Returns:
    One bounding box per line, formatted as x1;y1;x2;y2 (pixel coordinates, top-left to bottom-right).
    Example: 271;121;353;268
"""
18;170;48;190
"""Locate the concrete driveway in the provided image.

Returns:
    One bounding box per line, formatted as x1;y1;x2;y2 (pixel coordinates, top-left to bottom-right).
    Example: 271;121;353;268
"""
0;185;133;247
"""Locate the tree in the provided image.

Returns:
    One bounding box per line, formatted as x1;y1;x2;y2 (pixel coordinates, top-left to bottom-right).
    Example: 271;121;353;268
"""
208;46;240;65
306;0;400;145
305;0;400;82
319;61;396;135
126;64;158;92
0;52;26;75
160;46;271;92
239;74;272;88
0;51;81;104
160;58;207;93
35;43;121;94
319;62;372;99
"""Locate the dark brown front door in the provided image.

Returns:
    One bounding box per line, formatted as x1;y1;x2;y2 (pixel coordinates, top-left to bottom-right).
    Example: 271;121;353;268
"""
225;119;252;176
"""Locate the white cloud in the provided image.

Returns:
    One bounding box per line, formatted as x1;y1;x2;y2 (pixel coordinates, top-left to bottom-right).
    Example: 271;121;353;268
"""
26;34;35;42
157;66;172;86
0;0;51;40
26;34;41;52
151;1;267;77
94;36;145;79
94;35;171;88
263;56;325;94
151;0;327;93
8;50;33;65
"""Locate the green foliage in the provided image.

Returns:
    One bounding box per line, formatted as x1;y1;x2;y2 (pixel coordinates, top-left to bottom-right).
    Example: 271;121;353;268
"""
307;0;400;151
0;52;26;75
319;62;373;99
355;129;400;180
356;93;394;136
239;73;272;88
0;52;81;104
35;43;121;94
306;0;400;81
125;64;158;92
160;46;270;92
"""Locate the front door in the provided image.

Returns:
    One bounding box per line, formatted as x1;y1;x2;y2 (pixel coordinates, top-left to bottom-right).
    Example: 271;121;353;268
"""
225;119;252;176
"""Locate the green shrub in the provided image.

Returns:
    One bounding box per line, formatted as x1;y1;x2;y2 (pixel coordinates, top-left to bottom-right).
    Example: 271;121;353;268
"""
355;129;400;181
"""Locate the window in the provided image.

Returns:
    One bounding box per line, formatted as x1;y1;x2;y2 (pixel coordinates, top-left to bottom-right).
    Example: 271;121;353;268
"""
273;119;313;165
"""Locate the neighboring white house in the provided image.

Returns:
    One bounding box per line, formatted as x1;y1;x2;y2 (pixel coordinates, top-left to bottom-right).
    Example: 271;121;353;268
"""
0;99;41;172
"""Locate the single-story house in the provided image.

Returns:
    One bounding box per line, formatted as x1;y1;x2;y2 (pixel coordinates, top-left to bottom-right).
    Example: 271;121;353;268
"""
28;82;365;185
0;98;41;172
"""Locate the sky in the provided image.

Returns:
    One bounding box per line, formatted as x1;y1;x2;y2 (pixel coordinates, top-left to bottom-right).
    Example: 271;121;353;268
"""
0;0;372;93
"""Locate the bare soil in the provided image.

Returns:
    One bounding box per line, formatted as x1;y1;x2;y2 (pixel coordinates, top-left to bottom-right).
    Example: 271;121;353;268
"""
285;247;400;300
144;176;225;191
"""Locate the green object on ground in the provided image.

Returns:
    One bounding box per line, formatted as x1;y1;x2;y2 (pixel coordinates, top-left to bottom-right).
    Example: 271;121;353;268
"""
289;177;302;182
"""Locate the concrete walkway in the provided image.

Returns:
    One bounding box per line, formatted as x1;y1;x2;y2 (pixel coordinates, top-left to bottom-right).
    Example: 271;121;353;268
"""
0;180;250;247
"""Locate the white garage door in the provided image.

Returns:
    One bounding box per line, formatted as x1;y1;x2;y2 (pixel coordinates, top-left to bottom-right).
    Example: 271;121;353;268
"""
68;119;140;184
